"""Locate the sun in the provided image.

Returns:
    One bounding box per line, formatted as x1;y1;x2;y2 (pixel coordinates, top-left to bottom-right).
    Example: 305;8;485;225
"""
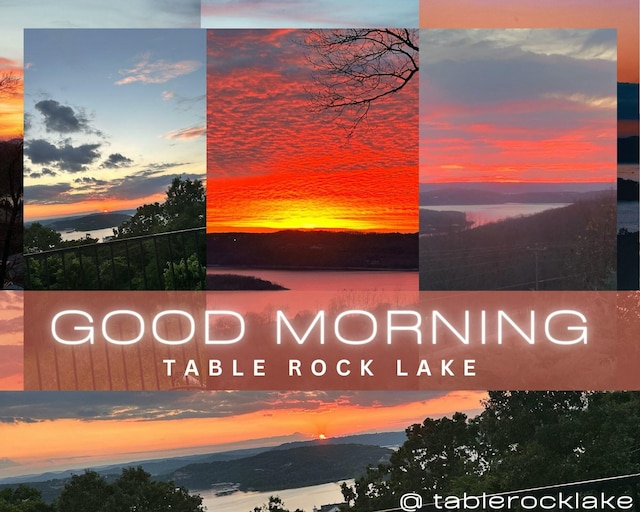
318;433;327;440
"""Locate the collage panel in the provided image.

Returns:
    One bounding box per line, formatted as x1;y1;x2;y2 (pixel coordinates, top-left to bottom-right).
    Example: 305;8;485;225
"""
419;28;618;290
420;0;640;290
1;390;640;511
206;28;419;291
23;29;206;290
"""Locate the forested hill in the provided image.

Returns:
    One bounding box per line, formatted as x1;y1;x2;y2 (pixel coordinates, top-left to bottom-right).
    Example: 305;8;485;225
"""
165;443;393;491
208;230;417;269
44;212;132;232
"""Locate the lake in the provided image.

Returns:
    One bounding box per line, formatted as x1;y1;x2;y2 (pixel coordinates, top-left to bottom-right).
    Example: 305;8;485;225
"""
58;226;117;243
618;201;639;232
207;268;418;291
420;203;570;228
199;480;351;512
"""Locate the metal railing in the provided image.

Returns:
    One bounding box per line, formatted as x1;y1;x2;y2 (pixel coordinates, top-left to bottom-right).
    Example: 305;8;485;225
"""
24;227;205;290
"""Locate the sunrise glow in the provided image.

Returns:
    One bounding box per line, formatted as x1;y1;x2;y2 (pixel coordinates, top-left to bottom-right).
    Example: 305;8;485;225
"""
207;29;418;234
0;390;486;478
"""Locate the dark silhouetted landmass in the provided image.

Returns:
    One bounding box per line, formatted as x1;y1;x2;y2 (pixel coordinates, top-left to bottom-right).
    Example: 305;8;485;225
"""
421;193;616;290
420;209;473;234
618;229;639;290
207;273;287;290
420;187;612;206
208;231;417;269
618;136;639;164
166;443;392;492
46;212;131;232
618;177;639;201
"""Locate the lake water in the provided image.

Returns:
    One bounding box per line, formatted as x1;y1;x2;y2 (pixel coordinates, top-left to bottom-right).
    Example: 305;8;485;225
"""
618;201;639;232
420;203;570;228
207;268;418;291
58;227;117;243
199;480;351;512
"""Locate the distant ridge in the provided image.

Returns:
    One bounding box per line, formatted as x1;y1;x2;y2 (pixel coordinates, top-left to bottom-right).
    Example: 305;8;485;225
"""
44;212;132;232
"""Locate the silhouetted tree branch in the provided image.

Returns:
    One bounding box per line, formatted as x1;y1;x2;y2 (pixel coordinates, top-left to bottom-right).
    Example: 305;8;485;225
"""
301;29;418;136
0;73;20;96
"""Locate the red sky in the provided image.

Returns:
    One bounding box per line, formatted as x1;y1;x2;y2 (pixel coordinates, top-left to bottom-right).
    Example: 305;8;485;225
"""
0;58;22;140
0;291;23;390
420;29;617;183
207;29;418;233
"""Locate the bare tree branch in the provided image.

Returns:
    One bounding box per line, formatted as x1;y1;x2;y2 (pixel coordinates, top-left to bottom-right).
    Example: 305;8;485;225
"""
0;73;21;97
301;29;419;137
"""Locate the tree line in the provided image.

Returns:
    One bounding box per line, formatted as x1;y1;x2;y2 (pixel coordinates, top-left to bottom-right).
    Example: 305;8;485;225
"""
0;467;203;512
24;176;205;290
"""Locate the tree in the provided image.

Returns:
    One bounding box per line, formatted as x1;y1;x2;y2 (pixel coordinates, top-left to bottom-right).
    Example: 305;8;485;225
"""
56;471;112;512
0;73;20;96
24;222;62;253
342;392;640;511
252;495;304;512
301;29;418;135
0;485;53;512
115;176;205;237
0;139;23;287
56;467;204;512
164;176;206;231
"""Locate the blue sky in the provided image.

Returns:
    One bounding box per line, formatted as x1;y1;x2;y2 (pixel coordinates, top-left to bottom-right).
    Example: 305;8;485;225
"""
23;29;206;219
202;0;418;28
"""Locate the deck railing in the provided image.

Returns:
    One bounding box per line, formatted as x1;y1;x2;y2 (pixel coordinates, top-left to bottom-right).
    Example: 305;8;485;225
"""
24;227;205;290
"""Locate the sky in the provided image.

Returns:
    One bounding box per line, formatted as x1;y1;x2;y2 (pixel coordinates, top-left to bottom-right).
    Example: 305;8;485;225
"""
0;0;200;142
207;29;418;232
202;0;418;28
0;292;23;391
23;29;206;221
0;390;487;479
420;0;640;149
420;29;617;183
420;0;639;85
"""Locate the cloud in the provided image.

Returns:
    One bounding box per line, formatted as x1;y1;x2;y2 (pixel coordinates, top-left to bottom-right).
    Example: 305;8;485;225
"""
73;177;109;186
24;183;73;202
0;458;19;469
29;167;58;179
116;52;201;85
0;390;451;423
101;153;133;169
162;126;206;140
34;100;89;133
162;90;175;101
104;171;202;200
0;317;22;336
26;139;101;173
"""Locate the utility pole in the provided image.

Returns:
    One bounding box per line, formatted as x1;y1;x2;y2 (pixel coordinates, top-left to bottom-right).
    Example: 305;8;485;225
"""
527;245;547;290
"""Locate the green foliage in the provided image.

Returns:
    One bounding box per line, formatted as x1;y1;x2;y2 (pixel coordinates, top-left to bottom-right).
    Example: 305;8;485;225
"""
56;467;203;512
252;495;304;512
24;223;62;254
25;176;206;290
164;253;205;290
116;176;204;238
343;392;640;511
0;485;53;512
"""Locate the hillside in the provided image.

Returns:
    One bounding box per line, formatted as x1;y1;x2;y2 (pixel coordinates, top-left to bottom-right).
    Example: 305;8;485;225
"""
208;230;417;269
420;193;616;290
46;212;131;232
166;443;393;492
